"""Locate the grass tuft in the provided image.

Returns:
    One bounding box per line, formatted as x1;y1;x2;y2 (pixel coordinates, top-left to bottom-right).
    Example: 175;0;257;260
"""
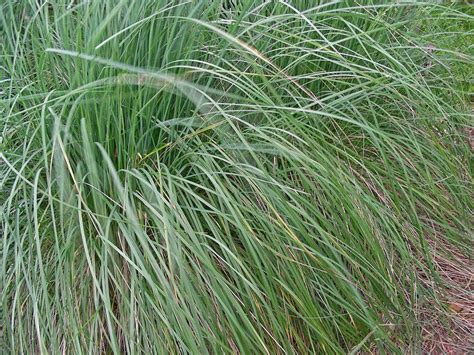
1;1;472;353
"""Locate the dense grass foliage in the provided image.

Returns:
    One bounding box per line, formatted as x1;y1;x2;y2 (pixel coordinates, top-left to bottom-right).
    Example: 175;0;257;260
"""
1;1;472;353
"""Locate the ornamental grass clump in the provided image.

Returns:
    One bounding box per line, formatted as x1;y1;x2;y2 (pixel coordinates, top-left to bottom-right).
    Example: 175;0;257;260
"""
1;1;472;353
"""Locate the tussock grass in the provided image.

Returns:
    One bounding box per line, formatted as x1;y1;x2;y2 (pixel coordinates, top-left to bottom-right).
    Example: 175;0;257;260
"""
1;1;472;353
